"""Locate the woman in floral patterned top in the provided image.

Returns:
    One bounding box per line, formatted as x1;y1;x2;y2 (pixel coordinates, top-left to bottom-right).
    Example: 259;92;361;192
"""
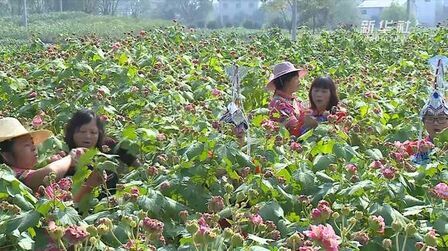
267;62;318;136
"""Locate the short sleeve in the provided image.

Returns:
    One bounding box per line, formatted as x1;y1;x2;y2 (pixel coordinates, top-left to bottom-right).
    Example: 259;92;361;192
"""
269;98;305;136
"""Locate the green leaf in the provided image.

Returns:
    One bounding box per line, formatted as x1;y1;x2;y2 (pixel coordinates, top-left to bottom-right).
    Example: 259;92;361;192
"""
118;53;128;65
9;78;28;91
137;128;158;141
338;180;374;196
366;149;383;160
258;201;284;224
434;128;448;147
293;168;316;193
403;205;431;216
183;142;204;160
56;207;80;225
17;232;34;250
315;171;334;183
313;154;336;171
247;234;273;245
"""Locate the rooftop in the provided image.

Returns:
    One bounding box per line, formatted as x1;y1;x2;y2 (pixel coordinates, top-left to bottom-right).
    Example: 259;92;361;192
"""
358;0;407;8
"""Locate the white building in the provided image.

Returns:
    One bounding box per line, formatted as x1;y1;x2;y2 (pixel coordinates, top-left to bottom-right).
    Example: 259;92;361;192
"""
215;0;261;25
358;0;407;22
358;0;448;27
414;0;448;26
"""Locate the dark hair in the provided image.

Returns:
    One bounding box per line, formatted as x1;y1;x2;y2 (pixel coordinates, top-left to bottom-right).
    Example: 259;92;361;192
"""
0;140;14;165
64;109;105;150
309;77;339;111
273;71;299;91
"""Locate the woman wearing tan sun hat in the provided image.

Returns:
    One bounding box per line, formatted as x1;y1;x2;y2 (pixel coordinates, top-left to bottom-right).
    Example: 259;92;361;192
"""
267;62;318;137
0;117;102;202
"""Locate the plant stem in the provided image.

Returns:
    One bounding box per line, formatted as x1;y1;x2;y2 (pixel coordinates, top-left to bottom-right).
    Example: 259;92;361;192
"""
401;234;408;251
110;229;122;245
58;239;68;251
395;234;400;251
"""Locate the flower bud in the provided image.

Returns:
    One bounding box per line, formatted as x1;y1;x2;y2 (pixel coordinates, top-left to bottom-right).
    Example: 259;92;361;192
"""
86;225;98;237
392;220;403;232
186;221;199;234
248;189;259;201
348;217;357;226
97;224;110;235
286;233;304;248
89;237;98;245
405;223;417;236
236;192;246;202
355;211;363;220
225;183;234;193
424;229;438;247
53;227;65;240
415;242;425;250
332;212;340;219
382;238;392;250
341;205;351;216
231;233;244;246
223;228;234;239
179;210;189;222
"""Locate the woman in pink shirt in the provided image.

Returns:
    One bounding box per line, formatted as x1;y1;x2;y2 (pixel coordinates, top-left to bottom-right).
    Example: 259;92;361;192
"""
267;61;318;136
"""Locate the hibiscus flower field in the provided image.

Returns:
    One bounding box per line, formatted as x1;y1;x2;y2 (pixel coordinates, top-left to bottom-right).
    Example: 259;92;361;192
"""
0;24;447;250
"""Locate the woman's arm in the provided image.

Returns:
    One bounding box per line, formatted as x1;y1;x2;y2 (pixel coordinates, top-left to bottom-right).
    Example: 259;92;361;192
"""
22;148;86;191
73;171;105;203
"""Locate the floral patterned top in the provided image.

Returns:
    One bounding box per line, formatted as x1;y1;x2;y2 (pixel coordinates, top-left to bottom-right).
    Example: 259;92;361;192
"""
13;167;36;183
268;90;307;136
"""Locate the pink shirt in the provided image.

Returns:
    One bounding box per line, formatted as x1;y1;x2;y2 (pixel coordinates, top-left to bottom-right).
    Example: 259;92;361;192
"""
268;90;306;136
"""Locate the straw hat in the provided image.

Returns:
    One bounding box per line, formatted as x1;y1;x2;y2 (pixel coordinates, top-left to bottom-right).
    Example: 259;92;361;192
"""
0;117;52;145
266;61;308;91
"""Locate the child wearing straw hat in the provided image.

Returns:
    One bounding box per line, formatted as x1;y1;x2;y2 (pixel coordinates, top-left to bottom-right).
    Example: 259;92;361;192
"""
267;61;318;136
0;117;103;202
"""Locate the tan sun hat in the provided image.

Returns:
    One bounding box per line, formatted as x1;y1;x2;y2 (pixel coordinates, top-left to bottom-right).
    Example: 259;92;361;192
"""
266;61;308;91
0;117;52;145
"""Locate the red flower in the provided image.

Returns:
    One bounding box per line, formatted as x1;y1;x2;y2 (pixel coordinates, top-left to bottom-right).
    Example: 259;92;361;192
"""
57;177;72;191
211;88;222;97
207;196;224;213
433;183;448;200
381;166;396;180
290;141;302;152
304;224;340;251
249;214;263;225
28;91;37;99
111;42;121;51
369;215;385;235
184;103;195;112
64;225;89;244
345;164;357;174
369;160;383;170
32;115;43;128
156;133;166;141
130;187;140;196
142;217;164;234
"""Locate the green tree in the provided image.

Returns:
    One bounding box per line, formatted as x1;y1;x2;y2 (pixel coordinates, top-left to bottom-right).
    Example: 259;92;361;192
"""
262;0;299;40
381;2;408;21
156;0;212;27
331;0;360;27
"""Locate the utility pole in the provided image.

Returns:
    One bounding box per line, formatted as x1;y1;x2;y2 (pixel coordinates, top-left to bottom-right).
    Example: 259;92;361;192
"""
406;0;411;20
60;0;63;12
291;0;298;41
22;0;28;28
